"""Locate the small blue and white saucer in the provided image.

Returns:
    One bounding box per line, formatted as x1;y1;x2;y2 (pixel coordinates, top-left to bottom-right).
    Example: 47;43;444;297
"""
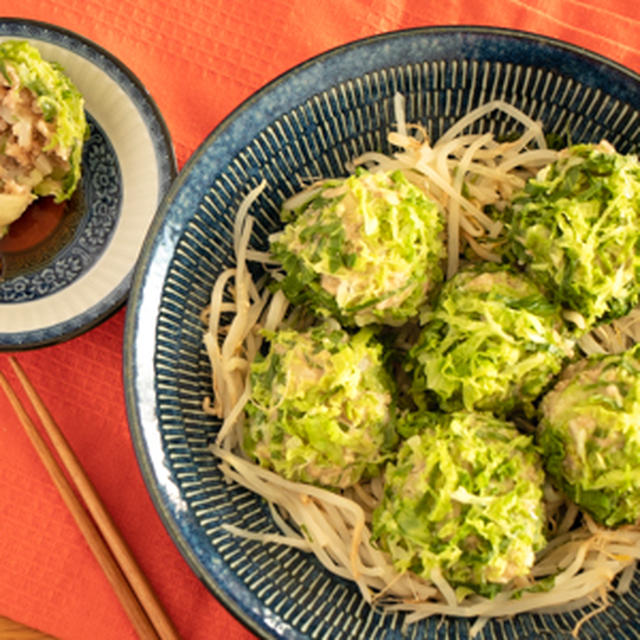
0;19;176;349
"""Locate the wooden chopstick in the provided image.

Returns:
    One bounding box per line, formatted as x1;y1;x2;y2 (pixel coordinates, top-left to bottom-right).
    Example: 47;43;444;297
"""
1;358;180;640
0;615;58;639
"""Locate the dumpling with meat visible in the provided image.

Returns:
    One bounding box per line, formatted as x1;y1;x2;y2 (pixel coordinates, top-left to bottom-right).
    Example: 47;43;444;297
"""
269;169;445;327
0;40;87;236
243;319;397;488
538;344;640;527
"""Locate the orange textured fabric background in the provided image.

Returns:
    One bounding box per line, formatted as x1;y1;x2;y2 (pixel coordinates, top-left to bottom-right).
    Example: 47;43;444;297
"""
0;1;639;639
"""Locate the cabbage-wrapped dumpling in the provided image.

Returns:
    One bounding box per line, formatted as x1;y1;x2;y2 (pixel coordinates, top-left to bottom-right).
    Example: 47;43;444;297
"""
0;40;87;237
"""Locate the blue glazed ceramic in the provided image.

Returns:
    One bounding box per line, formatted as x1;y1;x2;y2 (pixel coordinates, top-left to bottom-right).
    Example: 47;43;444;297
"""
0;115;121;303
0;19;176;348
124;27;640;640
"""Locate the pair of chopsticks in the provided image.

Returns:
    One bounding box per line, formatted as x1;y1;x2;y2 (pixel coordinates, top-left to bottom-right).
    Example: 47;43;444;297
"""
0;358;180;640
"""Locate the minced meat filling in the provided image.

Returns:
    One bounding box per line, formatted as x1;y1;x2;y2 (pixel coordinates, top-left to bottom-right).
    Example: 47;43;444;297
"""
0;71;68;198
0;40;87;236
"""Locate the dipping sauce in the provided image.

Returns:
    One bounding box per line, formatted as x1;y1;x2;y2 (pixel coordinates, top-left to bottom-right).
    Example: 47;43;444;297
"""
0;197;67;254
0;188;84;282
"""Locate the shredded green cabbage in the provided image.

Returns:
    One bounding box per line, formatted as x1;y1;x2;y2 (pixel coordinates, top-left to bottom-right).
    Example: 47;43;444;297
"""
539;343;640;527
270;169;445;327
504;144;640;329
406;265;575;416
244;320;396;488
372;411;546;598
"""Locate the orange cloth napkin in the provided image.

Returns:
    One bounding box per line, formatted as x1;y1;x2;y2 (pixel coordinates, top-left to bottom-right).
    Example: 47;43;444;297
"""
0;1;639;639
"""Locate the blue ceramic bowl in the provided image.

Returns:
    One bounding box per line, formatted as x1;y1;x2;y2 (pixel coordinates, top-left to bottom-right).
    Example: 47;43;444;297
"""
124;27;640;640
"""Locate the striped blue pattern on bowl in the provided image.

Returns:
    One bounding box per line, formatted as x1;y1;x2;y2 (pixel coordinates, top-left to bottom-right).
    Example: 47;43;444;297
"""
125;27;640;640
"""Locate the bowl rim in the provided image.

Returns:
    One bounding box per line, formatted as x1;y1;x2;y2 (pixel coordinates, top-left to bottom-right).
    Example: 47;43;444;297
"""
123;25;640;640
